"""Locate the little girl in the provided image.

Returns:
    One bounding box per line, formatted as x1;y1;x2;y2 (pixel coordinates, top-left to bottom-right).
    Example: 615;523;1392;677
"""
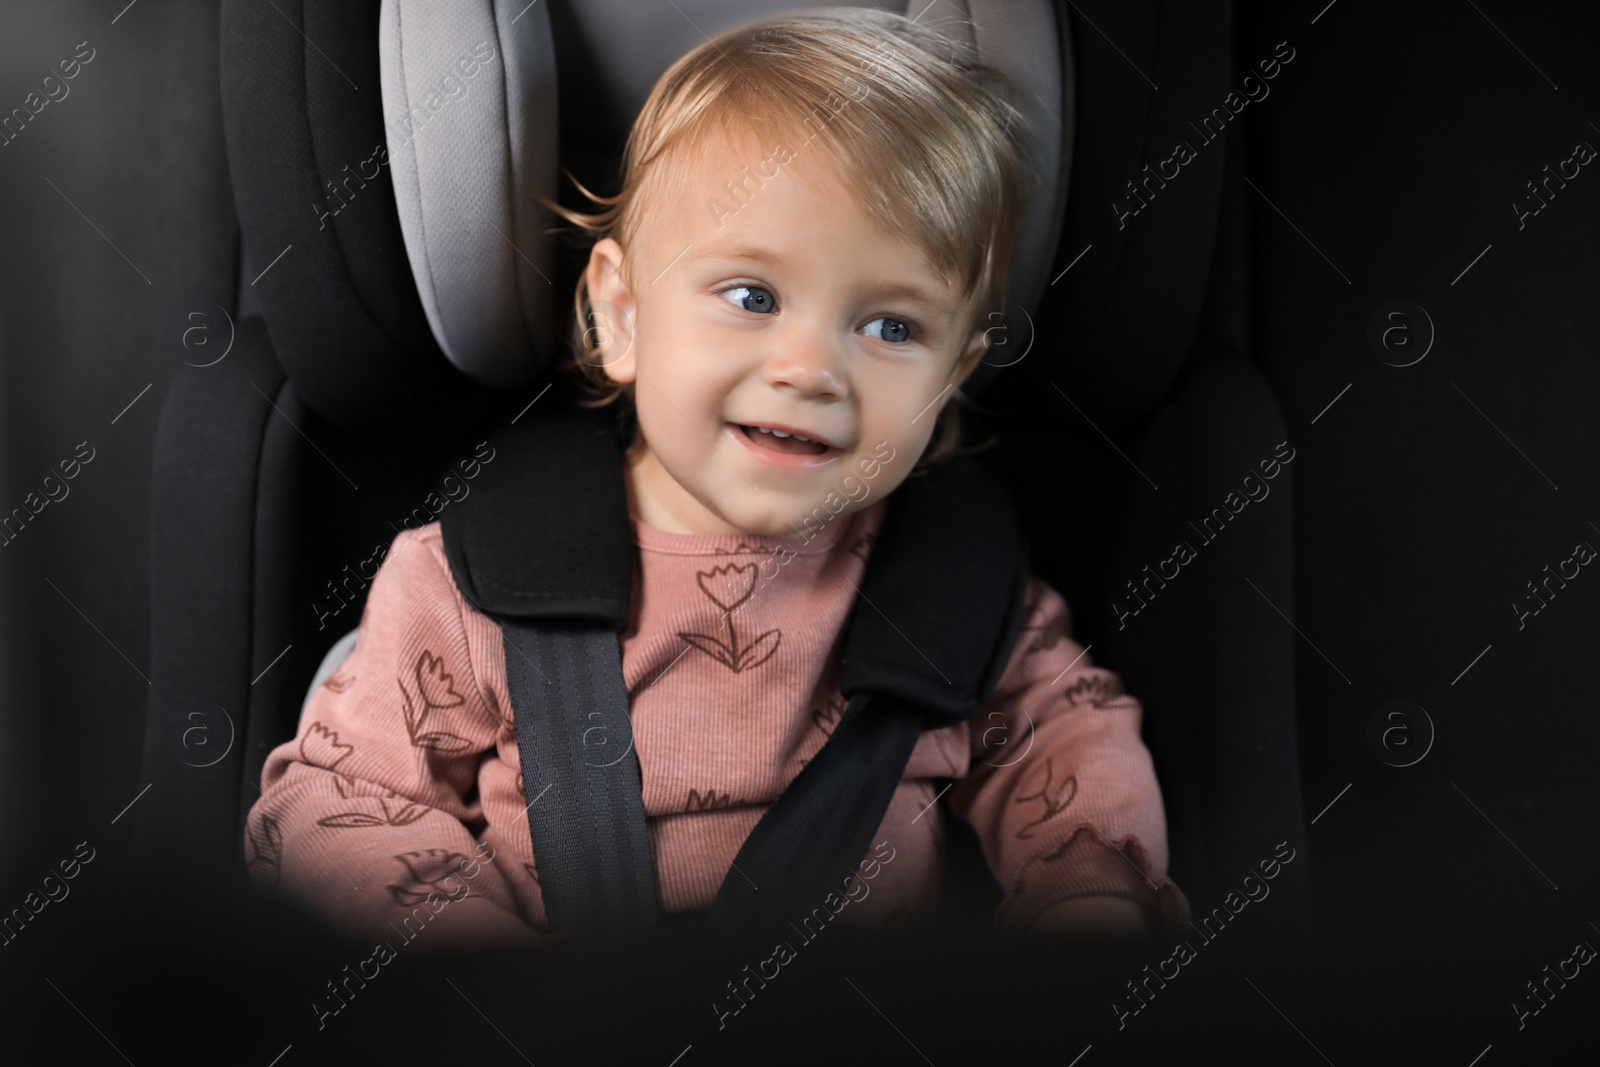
246;7;1186;948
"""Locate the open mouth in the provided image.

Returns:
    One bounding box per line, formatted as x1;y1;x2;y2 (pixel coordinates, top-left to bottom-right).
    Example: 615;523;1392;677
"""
733;423;833;456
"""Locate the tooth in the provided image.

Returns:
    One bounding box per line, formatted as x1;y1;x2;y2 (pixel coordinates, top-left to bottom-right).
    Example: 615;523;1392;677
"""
770;429;791;437
794;435;811;442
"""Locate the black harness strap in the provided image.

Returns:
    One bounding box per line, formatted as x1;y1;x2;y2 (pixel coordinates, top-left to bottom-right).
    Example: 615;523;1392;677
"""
503;622;658;931
443;404;1031;936
704;690;926;930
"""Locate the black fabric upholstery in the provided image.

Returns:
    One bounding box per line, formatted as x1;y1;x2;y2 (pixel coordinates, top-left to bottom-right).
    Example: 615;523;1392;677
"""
1240;0;1600;942
219;0;473;426
1035;0;1234;427
140;318;286;887
139;309;525;874
1107;340;1305;907
975;335;1307;914
0;0;241;878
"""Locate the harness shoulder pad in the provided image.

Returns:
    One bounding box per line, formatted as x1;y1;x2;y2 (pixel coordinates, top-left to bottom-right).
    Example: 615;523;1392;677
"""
439;405;632;630
837;456;1032;727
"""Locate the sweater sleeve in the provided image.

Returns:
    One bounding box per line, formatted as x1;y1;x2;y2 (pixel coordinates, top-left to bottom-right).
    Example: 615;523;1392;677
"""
945;576;1189;933
243;529;543;950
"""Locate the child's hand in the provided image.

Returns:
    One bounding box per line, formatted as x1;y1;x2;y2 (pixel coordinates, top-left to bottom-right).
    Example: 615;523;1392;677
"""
1028;895;1153;937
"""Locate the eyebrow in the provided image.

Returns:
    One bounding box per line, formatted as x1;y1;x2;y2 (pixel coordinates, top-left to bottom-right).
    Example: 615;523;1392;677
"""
688;241;775;265
689;243;954;316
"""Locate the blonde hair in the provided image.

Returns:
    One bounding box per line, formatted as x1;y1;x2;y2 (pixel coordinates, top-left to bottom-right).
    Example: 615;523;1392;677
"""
543;6;1031;467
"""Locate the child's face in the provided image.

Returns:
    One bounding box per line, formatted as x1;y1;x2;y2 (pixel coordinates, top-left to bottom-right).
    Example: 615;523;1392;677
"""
585;126;988;537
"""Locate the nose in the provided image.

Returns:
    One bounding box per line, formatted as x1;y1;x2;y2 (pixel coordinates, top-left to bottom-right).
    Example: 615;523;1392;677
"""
760;324;847;401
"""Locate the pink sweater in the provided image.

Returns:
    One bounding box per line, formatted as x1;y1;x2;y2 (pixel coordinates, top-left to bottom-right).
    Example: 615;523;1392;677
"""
245;498;1186;946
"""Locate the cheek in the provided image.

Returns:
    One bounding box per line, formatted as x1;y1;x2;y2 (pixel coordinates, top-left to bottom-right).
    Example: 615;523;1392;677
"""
632;336;738;442
858;362;945;450
862;463;914;501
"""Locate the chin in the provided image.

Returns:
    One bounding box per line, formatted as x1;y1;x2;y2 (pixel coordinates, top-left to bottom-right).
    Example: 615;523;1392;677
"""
715;500;827;541
727;513;808;540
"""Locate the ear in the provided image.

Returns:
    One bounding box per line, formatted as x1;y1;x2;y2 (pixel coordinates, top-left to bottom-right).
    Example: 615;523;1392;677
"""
583;237;639;384
947;315;994;391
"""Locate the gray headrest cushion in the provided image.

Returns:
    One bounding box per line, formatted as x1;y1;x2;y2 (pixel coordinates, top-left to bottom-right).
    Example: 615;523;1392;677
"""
380;0;558;387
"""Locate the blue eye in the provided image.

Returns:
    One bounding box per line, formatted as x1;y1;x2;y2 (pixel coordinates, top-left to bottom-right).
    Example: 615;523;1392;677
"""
863;316;913;344
721;285;776;314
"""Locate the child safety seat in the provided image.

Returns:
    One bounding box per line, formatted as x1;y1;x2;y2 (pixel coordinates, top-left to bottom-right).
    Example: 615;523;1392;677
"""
139;0;1309;926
